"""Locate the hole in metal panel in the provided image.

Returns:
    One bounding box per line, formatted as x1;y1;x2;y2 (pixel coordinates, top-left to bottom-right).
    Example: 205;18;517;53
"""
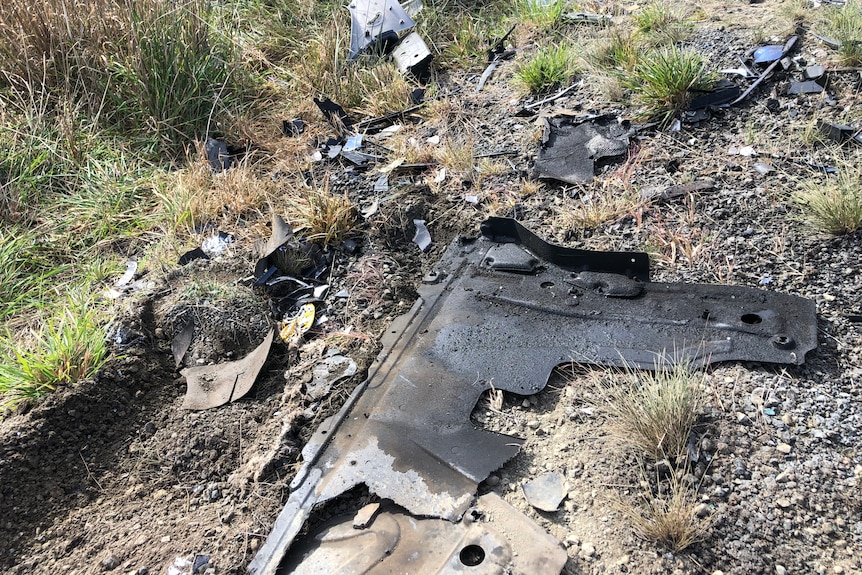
741;313;762;324
459;544;485;566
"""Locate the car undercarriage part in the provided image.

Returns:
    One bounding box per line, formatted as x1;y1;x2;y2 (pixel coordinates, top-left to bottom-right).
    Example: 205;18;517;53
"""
249;217;818;575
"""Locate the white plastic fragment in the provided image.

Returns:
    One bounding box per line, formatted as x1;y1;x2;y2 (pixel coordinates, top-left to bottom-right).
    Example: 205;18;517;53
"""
412;219;432;252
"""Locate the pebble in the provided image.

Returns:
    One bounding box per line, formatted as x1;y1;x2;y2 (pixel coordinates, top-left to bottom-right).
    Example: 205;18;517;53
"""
101;555;121;571
485;475;500;487
776;443;792;454
776;566;787;575
580;541;596;558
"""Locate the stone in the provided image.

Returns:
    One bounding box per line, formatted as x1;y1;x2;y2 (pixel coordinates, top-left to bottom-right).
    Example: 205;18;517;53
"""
776;565;787;575
580;541;596;558
101;555;121;571
776;443;792;454
522;472;567;512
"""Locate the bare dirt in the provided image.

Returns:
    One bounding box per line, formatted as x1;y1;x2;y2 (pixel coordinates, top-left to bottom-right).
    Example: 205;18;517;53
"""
2;3;862;575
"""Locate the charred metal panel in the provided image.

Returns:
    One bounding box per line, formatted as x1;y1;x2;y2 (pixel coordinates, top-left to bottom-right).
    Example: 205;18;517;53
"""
279;494;567;575
249;218;817;575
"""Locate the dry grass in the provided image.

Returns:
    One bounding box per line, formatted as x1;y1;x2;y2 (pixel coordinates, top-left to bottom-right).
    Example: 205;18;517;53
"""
289;178;357;247
792;163;862;235
595;360;705;462
616;471;712;552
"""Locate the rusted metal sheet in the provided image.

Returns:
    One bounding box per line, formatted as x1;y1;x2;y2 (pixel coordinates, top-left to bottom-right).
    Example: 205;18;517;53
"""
249;217;817;575
280;494;567;574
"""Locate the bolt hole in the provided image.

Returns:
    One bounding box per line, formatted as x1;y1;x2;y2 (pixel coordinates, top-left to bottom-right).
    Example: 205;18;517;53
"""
741;313;762;324
349;460;357;466
540;281;555;288
459;544;485;567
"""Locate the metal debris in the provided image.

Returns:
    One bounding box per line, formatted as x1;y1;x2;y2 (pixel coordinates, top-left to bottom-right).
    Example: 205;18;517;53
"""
280;494;567;575
411;219;431;251
313;97;354;133
249;218;817;575
181;329;274;410
178;247;209;266
731;36;798;106
391;31;432;82
477;24;516;92
348;0;415;59
171;317;196;368
522;471;567;512
534;115;632;184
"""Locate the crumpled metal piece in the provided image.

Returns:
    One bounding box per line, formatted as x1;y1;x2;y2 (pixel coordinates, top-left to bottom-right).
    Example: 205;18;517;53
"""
181;329;274;410
522;471;567;512
249;217;817;575
348;0;415;60
534;115;632;184
280;494;567;575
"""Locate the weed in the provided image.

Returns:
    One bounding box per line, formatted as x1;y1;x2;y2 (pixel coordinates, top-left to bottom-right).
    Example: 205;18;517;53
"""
0;297;109;411
822;0;862;66
633;2;692;45
617;470;712;552
629;47;716;126
517;0;567;29
556;186;637;232
596;360;705;462
290;180;357;247
0;229;62;319
590;29;640;72
433;137;476;176
515;44;579;94
792;165;862;234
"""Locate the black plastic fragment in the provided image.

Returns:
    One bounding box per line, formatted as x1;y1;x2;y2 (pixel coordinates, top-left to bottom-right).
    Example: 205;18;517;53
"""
282;118;305;137
205;138;231;172
313;97;354;133
178;247;209;266
534;115;632;184
786;80;824;95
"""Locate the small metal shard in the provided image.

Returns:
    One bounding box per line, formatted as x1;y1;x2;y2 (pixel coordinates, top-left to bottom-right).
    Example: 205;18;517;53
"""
412;219;431;251
348;0;415;60
171;317;196;368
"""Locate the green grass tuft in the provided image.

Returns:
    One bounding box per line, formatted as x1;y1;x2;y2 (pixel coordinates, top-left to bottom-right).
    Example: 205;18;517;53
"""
517;0;567;29
0;297;110;411
628;47;716;126
515;43;579;94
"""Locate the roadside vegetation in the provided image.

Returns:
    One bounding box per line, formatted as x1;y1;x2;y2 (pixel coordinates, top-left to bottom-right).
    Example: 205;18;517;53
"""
591;359;712;551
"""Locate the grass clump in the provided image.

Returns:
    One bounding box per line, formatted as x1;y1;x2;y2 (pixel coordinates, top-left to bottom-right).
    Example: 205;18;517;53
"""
633;2;692;44
0;298;110;411
617;472;712;552
517;0;567;29
628;47;716;126
290;183;357;247
598;360;705;462
792;165;862;234
821;0;862;66
516;44;579;94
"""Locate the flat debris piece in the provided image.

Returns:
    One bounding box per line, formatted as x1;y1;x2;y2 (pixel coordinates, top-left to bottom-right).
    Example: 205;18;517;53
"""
249;217;817;575
279;494;567;575
534;115;631;184
171;317;196;368
181;329;274;410
522;471;567;512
